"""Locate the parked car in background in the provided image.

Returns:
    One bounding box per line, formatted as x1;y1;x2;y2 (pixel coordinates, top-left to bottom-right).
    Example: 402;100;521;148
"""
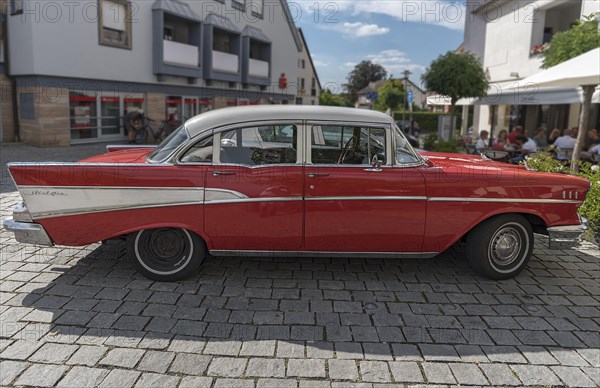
4;106;590;281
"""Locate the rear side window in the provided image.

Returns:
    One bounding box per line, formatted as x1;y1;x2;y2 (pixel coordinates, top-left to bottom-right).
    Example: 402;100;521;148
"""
311;125;386;165
220;125;298;165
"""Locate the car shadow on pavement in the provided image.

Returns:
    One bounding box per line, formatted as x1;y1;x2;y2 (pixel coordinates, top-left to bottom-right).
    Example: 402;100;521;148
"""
13;238;600;366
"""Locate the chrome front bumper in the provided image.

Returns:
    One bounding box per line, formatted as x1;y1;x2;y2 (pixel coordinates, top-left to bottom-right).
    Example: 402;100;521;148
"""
547;218;589;250
3;217;53;246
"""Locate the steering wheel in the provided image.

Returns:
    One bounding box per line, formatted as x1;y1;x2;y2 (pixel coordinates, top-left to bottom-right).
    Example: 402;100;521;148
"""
337;136;356;164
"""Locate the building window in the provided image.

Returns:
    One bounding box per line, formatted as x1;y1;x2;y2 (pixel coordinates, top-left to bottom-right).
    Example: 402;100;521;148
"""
70;92;98;140
249;0;263;18
300;78;305;91
18;93;35;120
232;0;246;11
301;59;306;69
10;0;23;15
99;0;132;49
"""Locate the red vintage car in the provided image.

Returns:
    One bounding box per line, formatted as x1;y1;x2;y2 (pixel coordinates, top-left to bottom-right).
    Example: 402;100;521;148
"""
4;106;590;281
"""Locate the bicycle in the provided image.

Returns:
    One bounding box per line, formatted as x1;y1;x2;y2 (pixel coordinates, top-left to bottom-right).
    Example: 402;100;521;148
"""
136;116;181;144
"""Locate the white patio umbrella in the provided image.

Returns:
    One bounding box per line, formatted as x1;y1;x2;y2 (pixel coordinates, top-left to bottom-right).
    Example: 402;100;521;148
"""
518;48;600;168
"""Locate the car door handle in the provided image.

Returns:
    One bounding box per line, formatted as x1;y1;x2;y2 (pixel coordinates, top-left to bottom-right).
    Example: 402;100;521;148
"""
307;172;331;178
212;171;236;176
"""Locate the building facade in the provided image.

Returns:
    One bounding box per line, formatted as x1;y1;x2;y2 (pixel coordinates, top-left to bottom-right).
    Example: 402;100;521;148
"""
2;0;307;146
295;28;320;106
464;0;600;136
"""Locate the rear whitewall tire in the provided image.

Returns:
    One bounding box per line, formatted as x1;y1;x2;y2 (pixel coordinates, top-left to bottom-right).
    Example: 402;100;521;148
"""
127;228;205;281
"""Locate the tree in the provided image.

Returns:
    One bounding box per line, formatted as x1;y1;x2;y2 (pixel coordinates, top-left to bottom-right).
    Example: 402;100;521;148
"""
421;51;488;138
373;79;405;114
542;16;600;170
344;61;387;102
319;90;352;107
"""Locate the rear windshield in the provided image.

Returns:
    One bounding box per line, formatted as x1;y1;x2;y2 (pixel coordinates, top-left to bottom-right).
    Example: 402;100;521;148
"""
147;125;189;163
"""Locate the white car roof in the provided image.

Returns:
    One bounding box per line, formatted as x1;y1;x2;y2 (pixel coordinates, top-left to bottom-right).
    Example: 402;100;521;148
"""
184;105;394;138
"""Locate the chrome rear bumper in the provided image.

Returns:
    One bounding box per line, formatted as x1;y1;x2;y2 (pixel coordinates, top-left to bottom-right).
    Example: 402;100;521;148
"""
3;217;53;246
547;218;589;250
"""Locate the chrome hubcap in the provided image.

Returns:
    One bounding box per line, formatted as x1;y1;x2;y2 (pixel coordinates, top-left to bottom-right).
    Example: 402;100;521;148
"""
490;227;522;267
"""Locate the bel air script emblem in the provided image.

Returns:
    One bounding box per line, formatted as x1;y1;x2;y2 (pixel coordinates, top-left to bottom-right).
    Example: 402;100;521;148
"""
26;190;67;197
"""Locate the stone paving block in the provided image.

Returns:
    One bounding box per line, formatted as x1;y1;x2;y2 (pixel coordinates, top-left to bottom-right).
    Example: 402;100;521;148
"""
99;348;145;368
203;339;242;356
551;366;596;387
277;340;305;358
510;364;561;386
56;366;109;388
422;362;457;384
1;340;42;360
65;345;107;366
137;350;175;373
207;357;248;377
213;378;255;388
287;359;326;378
480;363;521;386
449;363;488;385
246;358;285;378
359;360;391;383
335;342;364;359
0;360;29;386
548;347;590;367
388;361;424;383
15;363;68;388
239;340;276;357
256;378;298;388
134;372;180;388
29;343;79;363
482;345;527;363
169;353;211;375
179;376;214;388
328;359;359;380
418;344;459;362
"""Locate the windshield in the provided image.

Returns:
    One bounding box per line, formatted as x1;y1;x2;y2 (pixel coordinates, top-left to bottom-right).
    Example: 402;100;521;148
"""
147;125;189;163
393;124;422;165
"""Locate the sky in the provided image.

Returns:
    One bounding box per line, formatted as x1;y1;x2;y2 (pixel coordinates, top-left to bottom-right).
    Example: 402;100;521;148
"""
291;0;467;93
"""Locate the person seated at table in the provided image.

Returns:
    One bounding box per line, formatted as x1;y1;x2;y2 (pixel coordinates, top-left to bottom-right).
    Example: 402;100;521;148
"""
554;127;578;160
493;129;509;151
533;127;548;149
510;134;537;164
586;129;599;151
476;130;489;153
508;126;523;145
547;128;561;145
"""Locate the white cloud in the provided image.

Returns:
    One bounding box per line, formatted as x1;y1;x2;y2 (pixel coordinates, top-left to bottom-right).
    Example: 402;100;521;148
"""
293;0;466;31
342;22;390;37
364;49;427;76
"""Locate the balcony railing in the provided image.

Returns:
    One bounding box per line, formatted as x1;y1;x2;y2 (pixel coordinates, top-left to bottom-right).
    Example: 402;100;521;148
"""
249;58;269;78
213;50;239;73
163;40;198;68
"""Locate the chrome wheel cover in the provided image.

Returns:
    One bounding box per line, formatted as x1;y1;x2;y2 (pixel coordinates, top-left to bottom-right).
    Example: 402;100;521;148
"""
487;222;529;273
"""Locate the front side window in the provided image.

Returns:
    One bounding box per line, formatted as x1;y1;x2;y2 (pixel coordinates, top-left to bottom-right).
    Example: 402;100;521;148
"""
99;0;132;49
180;135;214;163
148;125;189;163
394;124;421;165
220;125;297;165
311;125;386;165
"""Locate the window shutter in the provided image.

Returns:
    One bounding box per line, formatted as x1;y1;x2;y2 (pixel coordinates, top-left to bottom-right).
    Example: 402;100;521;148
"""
102;0;127;31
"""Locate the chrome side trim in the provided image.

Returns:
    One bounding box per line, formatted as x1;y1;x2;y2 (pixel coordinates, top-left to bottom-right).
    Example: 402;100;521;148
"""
307;196;427;202
33;202;204;220
18;186;205;220
8;162;171;167
205;196;303;205
428;197;583;204
3;217;53;246
210;250;439;259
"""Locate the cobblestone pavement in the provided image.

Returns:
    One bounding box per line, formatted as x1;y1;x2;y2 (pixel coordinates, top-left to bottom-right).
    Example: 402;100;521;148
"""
1;143;599;387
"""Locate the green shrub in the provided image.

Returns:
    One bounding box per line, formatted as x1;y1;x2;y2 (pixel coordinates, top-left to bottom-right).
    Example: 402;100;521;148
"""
526;152;600;240
422;133;461;153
